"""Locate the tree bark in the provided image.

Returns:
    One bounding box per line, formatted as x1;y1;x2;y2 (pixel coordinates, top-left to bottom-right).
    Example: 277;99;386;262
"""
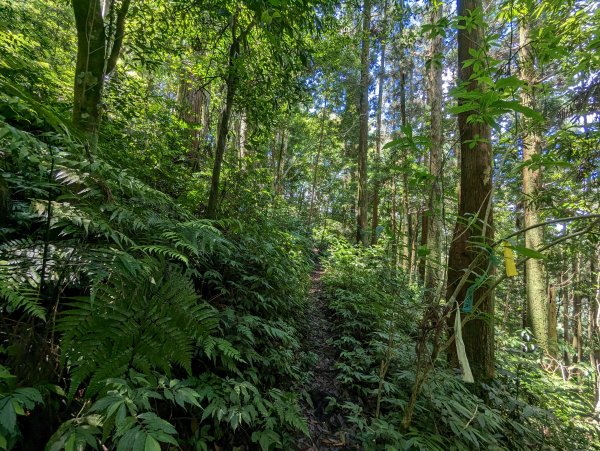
519;16;557;357
178;65;210;170
356;0;371;246
548;283;558;358
391;176;398;266
399;69;411;271
206;72;236;219
562;266;571;365
446;0;495;382
274;128;288;194
72;0;106;147
572;255;583;372
424;0;444;298
72;0;130;149
590;245;600;411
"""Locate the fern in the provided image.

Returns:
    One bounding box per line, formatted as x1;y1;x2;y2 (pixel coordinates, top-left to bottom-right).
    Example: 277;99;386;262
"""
59;260;218;398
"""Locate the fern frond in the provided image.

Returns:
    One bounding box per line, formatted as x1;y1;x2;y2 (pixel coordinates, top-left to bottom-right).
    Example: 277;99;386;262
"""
59;260;218;398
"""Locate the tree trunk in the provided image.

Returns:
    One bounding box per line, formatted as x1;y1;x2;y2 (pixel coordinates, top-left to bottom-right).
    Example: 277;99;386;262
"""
590;245;600;411
274;128;288;195
562;267;570;365
424;0;444;299
446;0;495;382
72;0;130;149
391;176;398;266
178;66;210;170
72;0;106;147
572;255;583;373
309;103;328;225
238;112;247;162
357;0;372;246
371;0;388;245
399;69;411;270
206;74;235;219
206;19;241;219
548;283;558;359
0;176;9;226
519;17;557;357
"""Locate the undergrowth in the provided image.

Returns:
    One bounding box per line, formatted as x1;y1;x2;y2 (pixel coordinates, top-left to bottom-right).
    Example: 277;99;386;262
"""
1;69;598;451
319;236;600;450
0;83;313;450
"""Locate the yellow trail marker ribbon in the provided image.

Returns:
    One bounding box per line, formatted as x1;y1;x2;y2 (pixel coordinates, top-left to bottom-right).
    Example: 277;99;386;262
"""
503;241;518;277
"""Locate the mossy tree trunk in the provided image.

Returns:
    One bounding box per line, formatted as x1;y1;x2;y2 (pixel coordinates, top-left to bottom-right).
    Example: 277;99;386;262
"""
519;15;557;357
72;0;130;150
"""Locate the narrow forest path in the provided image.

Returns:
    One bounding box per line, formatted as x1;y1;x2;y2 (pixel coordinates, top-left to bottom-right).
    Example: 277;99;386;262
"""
298;266;352;450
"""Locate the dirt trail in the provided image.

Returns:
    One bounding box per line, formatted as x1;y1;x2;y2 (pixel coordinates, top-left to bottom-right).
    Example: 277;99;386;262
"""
297;268;352;450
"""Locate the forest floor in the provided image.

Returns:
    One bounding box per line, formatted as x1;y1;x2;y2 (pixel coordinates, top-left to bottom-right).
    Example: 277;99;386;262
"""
297;267;354;450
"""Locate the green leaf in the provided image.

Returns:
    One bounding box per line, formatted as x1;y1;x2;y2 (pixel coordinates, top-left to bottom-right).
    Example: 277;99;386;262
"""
491;100;543;121
0;398;16;433
382;138;405;150
495;76;523;90
510;245;546;260
144;435;161;451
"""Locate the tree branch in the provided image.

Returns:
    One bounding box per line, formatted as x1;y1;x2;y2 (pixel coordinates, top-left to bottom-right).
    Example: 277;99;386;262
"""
105;0;132;75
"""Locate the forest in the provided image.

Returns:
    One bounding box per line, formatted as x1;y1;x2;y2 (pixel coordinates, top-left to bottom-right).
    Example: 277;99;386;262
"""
0;0;599;449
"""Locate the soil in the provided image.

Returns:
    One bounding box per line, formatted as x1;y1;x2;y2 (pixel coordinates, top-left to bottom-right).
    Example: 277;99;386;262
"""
296;268;355;450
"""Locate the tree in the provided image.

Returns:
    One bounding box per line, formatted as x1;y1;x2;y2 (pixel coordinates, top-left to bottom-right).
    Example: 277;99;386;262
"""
371;0;388;245
72;0;131;149
356;0;372;246
206;10;248;219
446;0;495;382
424;0;444;298
518;6;557;357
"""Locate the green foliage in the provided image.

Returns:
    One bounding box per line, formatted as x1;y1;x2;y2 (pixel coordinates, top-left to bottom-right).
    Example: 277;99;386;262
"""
2;0;599;449
0;366;43;450
320;239;600;450
47;372;201;450
190;374;308;449
0;61;314;448
59;260;218;398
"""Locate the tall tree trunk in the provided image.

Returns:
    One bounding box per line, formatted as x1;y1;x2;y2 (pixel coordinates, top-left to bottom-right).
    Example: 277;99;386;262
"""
207;17;243;219
519;16;557;357
409;211;419;284
357;0;372;246
391;176;398;266
274;128;288;195
446;0;495;382
0;176;9;226
72;0;130;150
572;255;583;374
371;0;388;245
309;102;328;225
562;266;570;365
178;66;210;170
238;112;247;162
206;73;236;219
418;207;428;280
424;0;444;299
399;70;411;270
548;283;558;359
590;245;600;411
